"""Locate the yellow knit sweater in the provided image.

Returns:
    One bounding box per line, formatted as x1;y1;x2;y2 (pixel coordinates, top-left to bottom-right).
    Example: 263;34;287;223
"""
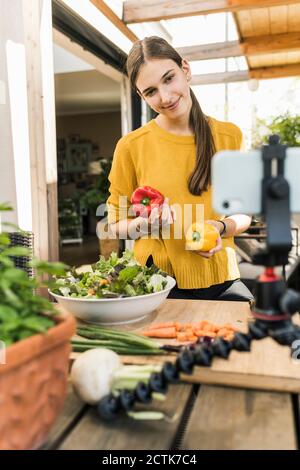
107;117;243;289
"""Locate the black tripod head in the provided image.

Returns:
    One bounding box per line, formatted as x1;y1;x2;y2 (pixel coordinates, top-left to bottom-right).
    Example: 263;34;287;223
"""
251;135;300;346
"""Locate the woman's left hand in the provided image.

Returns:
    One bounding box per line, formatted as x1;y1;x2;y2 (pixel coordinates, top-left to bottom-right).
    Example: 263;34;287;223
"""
194;220;222;258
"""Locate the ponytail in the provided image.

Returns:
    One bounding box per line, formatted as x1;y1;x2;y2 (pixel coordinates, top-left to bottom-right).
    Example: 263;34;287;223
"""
188;89;216;196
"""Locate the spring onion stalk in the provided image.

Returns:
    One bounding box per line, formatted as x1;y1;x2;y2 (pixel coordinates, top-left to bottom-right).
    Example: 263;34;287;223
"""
72;325;166;355
71;340;163;355
118;364;162;373
76;325;160;349
126;411;165;421
111;390;165;402
127;410;180;421
113;369;161;380
111;366;166;402
70;348;169;421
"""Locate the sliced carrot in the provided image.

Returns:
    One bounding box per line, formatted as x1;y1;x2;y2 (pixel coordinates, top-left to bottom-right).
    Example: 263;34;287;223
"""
193;329;206;337
176;332;188;341
187;334;197;341
142;320;239;340
216;328;229;337
141;326;177;338
184;328;194;335
174;323;185;331
207;323;219;333
203;323;215;332
202;331;217;338
180;323;192;331
224;333;234;341
197;320;208;329
223;323;239;332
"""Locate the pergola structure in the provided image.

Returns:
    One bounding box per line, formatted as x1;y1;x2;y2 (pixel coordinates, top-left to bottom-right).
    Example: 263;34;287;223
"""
91;0;300;84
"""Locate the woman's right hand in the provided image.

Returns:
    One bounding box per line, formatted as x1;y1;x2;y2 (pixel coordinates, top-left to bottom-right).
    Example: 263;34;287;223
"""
149;197;175;231
134;198;176;237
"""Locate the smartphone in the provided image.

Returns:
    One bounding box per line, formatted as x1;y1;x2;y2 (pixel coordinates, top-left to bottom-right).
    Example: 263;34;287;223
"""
212;147;300;215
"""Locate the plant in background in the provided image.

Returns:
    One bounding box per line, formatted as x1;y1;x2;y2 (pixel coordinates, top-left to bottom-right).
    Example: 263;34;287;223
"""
252;113;300;148
0;203;68;346
58;198;82;240
81;158;112;212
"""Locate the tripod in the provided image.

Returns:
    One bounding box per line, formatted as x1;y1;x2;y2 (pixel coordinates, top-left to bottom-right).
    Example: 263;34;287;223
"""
250;134;300;346
98;135;300;420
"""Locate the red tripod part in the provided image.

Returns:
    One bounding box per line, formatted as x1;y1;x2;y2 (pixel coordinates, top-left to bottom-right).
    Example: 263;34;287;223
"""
252;267;290;321
258;267;279;283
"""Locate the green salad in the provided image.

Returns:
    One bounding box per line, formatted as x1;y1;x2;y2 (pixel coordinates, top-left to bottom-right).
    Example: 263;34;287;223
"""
51;250;169;299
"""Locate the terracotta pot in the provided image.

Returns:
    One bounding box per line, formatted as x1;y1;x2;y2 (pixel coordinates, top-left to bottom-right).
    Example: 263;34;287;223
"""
0;310;76;450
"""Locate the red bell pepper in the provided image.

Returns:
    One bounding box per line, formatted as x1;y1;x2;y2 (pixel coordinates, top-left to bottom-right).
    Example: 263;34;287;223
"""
131;186;165;217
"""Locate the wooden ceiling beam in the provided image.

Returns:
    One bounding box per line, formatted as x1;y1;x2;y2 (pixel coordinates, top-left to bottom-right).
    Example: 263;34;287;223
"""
249;63;300;80
191;70;249;86
90;0;138;42
123;0;297;24
177;41;241;61
191;63;300;85
243;31;300;56
176;31;300;61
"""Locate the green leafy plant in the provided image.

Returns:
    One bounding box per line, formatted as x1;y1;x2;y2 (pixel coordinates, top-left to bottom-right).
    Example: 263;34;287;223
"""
0;203;68;346
253;113;300;148
81;158;112;211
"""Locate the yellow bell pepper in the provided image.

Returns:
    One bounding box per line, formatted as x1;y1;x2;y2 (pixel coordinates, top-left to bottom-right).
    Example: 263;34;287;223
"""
185;222;219;252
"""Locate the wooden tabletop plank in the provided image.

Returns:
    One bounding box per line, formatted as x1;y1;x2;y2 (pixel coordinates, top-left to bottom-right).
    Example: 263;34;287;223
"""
58;384;193;450
43;383;87;450
182;385;297;450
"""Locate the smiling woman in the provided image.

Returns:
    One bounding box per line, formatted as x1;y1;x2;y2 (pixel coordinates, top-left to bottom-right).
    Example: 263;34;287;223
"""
106;36;253;303
137;61;190;122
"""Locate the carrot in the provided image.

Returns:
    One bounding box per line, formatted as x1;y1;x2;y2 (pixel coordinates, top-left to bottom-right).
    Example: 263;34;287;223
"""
198;320;210;329
216;328;229;337
141;320;239;341
146;322;175;330
187;334;197;341
178;324;191;332
223;323;239;332
141;326;177;338
203;323;215;332
202;331;217;338
193;330;206;337
211;324;219;333
224;333;234;341
177;325;185;332
184;328;194;335
176;332;188;341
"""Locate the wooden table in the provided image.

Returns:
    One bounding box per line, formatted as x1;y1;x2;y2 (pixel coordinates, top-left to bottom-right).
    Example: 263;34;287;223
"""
45;300;300;450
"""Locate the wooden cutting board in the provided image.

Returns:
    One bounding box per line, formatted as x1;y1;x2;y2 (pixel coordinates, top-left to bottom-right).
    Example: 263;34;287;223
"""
69;299;300;393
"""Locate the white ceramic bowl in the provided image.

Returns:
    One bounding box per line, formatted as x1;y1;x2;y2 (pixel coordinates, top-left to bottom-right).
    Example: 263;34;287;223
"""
49;275;176;325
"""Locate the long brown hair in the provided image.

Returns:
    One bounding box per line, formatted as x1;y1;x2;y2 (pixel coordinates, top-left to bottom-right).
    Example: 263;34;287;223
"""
126;36;216;196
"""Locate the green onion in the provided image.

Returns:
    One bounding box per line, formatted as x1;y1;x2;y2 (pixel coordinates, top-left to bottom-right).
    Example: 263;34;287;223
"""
71;339;164;355
73;324;164;355
77;325;159;348
127;411;165;421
